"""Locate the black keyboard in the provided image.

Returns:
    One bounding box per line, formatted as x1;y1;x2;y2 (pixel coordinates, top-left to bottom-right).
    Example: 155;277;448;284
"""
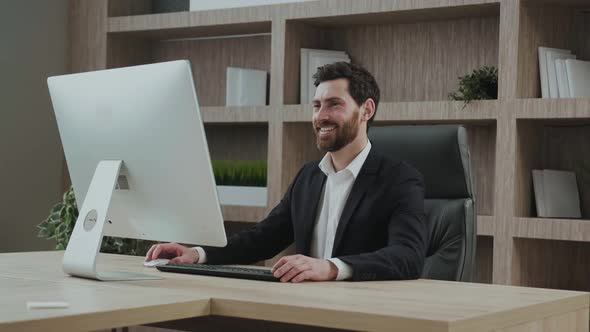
156;263;280;282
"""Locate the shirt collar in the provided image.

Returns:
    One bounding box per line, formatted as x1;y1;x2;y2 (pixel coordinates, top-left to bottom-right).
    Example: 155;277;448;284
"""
318;140;372;179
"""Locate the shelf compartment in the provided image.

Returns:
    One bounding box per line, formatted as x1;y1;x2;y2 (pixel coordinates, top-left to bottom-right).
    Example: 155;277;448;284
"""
517;1;590;98
205;123;268;162
201;106;270;124
206;124;269;221
107;30;271;107
512;238;590;291
513;217;590;242
514;118;590;219
475;235;493;284
284;6;499;104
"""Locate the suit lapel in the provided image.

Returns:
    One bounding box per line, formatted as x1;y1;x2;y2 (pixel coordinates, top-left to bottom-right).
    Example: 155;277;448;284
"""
301;170;326;256
331;150;381;257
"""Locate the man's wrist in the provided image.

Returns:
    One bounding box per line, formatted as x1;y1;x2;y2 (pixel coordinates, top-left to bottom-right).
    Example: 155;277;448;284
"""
327;258;353;280
191;247;207;264
326;259;339;280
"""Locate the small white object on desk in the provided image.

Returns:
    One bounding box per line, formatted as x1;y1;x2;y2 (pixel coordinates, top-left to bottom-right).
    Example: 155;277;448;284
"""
27;301;70;310
143;259;170;267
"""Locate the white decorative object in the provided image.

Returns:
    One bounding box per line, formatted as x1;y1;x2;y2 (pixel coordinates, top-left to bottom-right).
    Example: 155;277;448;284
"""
565;59;590;98
545;49;575;98
217;186;267;207
538;47;571;98
226;67;267;106
533;169;582;219
555;59;571;98
300;48;350;103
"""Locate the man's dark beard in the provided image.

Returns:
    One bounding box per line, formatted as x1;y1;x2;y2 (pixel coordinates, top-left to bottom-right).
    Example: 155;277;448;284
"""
313;110;360;152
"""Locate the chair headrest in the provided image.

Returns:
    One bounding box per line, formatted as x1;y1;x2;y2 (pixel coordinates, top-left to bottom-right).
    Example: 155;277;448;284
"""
369;125;474;199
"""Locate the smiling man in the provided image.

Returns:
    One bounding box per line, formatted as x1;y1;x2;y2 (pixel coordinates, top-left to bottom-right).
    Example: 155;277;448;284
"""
146;62;428;282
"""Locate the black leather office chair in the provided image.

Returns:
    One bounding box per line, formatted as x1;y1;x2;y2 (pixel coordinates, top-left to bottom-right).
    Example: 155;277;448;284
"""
369;125;476;282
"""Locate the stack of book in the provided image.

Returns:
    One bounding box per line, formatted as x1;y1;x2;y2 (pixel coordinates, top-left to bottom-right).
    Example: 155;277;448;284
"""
538;47;590;98
532;169;582;219
300;48;350;103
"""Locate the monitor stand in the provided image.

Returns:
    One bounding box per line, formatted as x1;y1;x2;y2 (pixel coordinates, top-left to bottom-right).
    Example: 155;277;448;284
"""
62;160;162;281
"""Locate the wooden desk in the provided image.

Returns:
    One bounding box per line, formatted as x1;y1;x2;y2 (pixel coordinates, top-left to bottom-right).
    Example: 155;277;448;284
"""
0;251;588;332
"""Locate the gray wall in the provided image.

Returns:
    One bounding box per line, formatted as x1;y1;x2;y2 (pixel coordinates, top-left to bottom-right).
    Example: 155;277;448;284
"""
0;0;69;252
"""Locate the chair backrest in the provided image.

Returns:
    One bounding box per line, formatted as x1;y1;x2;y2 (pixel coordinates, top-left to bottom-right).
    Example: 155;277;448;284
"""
369;125;477;282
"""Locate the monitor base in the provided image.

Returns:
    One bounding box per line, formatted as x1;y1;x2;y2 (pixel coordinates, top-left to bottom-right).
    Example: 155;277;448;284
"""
62;160;159;281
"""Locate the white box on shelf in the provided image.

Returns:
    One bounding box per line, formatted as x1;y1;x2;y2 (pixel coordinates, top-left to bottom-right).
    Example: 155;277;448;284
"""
545;49;575;98
532;169;582;219
555;59;571;98
226;67;267;106
300;48;350;103
216;185;268;207
565;59;590;98
538;47;571;98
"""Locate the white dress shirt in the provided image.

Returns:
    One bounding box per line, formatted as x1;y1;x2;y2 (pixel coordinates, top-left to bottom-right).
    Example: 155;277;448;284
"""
194;140;372;281
312;140;371;280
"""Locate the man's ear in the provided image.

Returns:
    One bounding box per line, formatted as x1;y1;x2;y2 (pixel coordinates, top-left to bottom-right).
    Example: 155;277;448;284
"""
362;99;376;122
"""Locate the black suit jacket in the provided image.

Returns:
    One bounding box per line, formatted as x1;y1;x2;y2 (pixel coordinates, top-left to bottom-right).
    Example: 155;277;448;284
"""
202;149;428;281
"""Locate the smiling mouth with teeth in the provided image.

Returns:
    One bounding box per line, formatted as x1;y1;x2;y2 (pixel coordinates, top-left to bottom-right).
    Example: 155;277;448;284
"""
319;126;336;133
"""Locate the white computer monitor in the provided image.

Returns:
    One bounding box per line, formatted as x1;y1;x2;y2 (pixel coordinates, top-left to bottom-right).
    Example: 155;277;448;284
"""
47;60;227;281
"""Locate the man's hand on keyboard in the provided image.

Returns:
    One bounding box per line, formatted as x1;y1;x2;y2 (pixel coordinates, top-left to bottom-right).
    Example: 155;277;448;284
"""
145;243;199;264
271;254;338;283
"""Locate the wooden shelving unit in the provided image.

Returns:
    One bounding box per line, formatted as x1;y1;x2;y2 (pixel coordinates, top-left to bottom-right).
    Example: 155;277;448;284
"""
71;0;590;290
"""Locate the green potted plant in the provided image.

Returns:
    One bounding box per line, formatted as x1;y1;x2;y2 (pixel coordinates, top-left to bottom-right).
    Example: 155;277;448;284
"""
449;66;498;108
38;187;154;255
213;160;268;207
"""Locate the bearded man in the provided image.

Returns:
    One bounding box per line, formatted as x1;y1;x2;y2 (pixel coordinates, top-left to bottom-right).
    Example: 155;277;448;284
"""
146;62;428;282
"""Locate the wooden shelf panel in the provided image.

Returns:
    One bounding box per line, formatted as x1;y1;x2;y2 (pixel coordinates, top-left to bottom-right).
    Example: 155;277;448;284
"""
513;217;590;242
287;0;499;24
108;8;272;38
221;205;266;223
478;215;495;236
201;106;270;123
282;101;499;123
376;101;499;123
528;0;590;6
514;99;590;119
